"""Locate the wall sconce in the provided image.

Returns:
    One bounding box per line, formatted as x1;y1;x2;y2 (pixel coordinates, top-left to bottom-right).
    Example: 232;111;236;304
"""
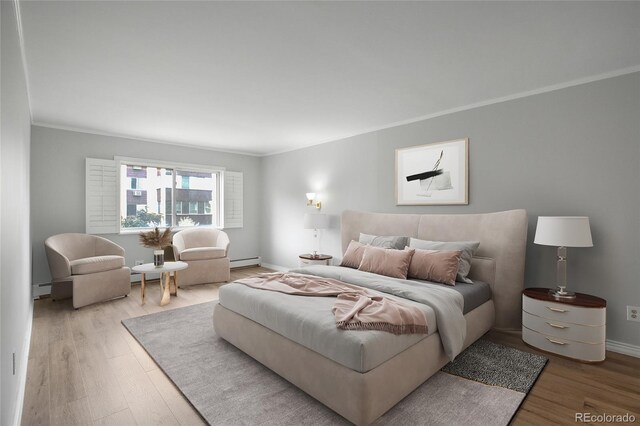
306;192;321;209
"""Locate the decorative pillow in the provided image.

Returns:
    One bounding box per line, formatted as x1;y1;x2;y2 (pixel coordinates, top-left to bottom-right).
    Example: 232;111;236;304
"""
359;233;409;250
357;246;415;279
340;240;367;269
407;248;462;286
408;238;480;283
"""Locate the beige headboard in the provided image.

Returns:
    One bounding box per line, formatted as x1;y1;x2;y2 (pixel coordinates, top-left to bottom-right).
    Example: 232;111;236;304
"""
341;209;528;330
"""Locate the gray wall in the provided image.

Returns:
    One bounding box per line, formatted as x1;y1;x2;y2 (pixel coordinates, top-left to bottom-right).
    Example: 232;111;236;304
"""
1;2;34;424
261;72;640;347
31;126;262;286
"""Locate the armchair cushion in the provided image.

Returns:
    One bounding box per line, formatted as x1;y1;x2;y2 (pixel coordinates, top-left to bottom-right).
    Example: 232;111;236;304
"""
70;255;125;275
179;247;226;261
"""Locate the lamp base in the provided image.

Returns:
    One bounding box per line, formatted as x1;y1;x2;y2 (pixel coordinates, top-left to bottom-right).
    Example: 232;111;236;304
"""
549;288;576;299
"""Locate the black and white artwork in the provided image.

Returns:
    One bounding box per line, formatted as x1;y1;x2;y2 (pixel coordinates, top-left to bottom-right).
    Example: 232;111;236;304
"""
396;138;468;205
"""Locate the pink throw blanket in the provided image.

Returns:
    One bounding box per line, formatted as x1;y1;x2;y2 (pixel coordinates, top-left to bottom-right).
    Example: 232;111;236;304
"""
235;272;428;335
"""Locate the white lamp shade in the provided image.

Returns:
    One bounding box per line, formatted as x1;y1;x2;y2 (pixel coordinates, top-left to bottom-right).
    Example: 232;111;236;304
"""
306;192;316;201
303;213;329;229
534;216;593;247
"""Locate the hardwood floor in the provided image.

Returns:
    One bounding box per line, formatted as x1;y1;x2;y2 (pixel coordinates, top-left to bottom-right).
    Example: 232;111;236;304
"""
484;330;640;425
21;266;640;425
21;266;267;426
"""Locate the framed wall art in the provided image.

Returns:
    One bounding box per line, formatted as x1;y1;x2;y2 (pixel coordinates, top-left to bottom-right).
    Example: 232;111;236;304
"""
396;138;468;205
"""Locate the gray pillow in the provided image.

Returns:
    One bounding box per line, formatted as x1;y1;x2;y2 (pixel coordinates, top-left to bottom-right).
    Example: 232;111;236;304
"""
408;238;480;283
359;233;409;250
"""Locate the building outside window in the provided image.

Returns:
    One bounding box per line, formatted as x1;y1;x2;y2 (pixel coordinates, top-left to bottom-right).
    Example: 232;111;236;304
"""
119;163;219;230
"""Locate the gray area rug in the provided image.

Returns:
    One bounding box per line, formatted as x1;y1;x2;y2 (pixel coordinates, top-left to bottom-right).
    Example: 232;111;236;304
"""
122;302;546;426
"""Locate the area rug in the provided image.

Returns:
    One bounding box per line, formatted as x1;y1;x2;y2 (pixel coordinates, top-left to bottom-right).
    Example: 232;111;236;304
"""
122;302;547;425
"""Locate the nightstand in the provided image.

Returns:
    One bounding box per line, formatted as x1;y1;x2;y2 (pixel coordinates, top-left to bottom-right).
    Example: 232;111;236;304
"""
299;254;332;267
522;288;606;362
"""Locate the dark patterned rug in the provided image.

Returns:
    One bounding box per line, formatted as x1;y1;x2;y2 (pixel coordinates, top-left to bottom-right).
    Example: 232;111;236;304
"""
123;302;547;425
442;338;548;393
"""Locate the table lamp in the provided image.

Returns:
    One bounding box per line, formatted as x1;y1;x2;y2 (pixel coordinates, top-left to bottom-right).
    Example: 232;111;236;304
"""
303;213;329;258
534;216;593;298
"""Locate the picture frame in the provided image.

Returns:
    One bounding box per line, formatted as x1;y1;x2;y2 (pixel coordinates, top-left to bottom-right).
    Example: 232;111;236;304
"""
395;138;468;205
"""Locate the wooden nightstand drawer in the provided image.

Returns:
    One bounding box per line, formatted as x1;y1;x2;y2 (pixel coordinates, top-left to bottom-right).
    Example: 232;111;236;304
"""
523;326;605;362
522;288;606;362
523;295;605;326
522;311;605;344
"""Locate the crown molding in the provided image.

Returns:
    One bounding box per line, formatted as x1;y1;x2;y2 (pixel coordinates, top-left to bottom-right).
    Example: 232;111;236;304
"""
264;66;640;157
30;122;264;157
14;0;33;122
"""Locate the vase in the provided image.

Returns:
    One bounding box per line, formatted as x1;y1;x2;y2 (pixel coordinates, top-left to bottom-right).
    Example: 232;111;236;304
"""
153;250;165;267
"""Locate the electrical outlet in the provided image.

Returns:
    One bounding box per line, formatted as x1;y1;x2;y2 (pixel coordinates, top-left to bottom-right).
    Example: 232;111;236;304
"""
135;260;144;266
627;306;640;322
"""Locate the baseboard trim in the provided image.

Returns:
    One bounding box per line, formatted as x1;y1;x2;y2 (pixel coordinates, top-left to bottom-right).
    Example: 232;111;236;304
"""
606;339;640;358
260;262;288;272
13;300;34;426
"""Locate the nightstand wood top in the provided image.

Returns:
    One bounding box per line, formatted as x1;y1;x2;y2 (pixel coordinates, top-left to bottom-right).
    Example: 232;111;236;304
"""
299;254;332;261
523;288;606;308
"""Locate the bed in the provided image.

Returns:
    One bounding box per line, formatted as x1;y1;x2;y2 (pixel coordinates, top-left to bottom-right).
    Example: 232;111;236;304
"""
213;209;528;425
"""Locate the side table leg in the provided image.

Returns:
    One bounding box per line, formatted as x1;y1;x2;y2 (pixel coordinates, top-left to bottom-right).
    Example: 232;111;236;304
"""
160;272;171;306
171;272;178;296
141;273;146;305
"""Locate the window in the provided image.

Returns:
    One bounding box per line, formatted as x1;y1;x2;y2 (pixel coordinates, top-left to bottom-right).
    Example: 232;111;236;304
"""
189;201;198;214
118;160;221;231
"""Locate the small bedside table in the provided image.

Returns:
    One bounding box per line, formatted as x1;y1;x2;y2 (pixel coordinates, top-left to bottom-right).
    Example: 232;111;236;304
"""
299;254;332;267
522;288;606;363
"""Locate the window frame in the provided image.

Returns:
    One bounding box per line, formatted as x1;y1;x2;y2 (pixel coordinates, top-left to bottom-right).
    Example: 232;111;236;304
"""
115;156;225;234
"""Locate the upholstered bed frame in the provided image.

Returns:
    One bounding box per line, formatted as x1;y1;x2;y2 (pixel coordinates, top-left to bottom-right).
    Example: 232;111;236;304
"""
213;209;528;425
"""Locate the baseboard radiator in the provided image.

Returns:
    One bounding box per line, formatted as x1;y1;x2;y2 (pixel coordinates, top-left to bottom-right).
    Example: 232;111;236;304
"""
32;282;52;298
34;256;263;297
230;256;262;268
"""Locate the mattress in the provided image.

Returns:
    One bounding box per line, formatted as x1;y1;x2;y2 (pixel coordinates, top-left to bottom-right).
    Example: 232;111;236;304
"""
412;278;492;314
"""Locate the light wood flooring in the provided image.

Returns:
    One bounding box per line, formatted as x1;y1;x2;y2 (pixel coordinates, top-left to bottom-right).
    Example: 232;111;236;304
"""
21;266;640;425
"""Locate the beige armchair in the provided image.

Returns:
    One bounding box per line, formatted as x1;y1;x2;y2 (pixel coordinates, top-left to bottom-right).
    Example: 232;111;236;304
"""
45;233;131;309
172;228;230;286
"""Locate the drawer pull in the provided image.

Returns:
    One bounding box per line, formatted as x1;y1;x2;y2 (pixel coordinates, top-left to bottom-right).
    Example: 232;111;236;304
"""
546;337;567;345
546;306;568;313
546;322;568;329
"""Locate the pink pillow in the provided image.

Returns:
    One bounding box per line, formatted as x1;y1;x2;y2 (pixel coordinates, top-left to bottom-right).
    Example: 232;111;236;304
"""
407;248;462;286
358;246;415;279
340;240;367;269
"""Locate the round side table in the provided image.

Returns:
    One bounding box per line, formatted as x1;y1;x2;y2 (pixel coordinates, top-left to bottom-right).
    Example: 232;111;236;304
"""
132;261;188;306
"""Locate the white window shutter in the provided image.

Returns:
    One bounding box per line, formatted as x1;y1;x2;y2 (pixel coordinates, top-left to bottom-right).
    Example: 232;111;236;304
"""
224;171;243;228
86;158;118;234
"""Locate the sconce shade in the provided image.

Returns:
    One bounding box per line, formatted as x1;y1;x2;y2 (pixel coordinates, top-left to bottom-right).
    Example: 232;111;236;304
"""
534;216;593;247
306;193;316;201
303;213;329;230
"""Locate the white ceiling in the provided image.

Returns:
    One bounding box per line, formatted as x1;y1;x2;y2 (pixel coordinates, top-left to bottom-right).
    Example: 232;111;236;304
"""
19;1;640;155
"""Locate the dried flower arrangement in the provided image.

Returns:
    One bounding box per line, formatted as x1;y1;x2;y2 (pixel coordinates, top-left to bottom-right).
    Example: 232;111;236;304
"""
138;227;173;250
